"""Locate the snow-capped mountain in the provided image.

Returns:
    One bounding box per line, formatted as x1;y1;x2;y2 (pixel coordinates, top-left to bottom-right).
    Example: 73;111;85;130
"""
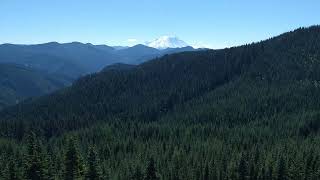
145;36;189;49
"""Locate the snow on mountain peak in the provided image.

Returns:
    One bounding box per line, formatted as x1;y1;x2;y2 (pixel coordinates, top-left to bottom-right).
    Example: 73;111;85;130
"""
145;36;189;49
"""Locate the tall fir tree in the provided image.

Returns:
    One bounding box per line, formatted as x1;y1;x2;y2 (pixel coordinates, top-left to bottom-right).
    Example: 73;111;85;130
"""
64;137;85;180
144;158;159;180
238;153;248;180
131;166;143;180
277;156;287;180
86;146;102;180
203;163;209;180
24;132;49;180
3;158;20;180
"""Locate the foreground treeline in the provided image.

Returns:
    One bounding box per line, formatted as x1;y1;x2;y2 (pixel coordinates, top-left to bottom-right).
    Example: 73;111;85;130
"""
0;27;320;179
0;120;319;180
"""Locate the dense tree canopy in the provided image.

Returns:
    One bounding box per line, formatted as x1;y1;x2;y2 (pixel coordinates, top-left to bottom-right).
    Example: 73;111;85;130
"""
0;26;320;179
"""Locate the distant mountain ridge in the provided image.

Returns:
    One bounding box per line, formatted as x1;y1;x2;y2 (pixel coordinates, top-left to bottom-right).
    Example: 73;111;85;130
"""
0;42;198;77
0;42;200;109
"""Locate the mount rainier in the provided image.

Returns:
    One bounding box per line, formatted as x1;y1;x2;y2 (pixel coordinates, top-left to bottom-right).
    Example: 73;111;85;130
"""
145;36;190;49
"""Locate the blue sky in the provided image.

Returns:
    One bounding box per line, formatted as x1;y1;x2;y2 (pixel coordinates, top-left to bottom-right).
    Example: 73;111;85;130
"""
1;0;319;48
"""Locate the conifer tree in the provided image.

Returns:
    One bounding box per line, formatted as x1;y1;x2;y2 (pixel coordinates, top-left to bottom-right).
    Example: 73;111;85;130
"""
277;156;287;180
238;153;248;180
171;149;182;180
266;164;274;180
144;158;159;180
210;163;218;180
203;163;209;180
24;132;49;180
287;158;303;180
86;146;102;180
131;166;143;180
64;137;85;180
4;158;20;180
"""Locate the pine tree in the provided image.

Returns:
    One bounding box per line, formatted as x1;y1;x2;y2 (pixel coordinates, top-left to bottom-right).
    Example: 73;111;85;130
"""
266;164;274;180
210;163;218;180
203;163;209;180
64;137;85;180
259;165;266;180
171;149;182;180
144;158;159;180
3;158;20;180
277;156;287;180
86;146;102;180
287;158;303;180
131;166;143;180
220;157;228;180
238;153;248;180
24;132;49;180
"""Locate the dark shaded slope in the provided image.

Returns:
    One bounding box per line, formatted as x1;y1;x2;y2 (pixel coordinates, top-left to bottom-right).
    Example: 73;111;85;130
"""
0;63;73;109
101;63;136;72
160;26;320;137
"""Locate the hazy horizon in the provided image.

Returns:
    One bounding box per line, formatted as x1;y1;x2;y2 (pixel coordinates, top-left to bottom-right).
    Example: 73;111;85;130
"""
1;0;319;48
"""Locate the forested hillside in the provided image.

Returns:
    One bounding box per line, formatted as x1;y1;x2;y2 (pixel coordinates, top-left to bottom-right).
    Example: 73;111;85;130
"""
0;63;72;110
0;26;320;179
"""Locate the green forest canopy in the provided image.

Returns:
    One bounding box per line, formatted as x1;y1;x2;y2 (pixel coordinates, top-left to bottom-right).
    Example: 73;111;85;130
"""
0;26;320;179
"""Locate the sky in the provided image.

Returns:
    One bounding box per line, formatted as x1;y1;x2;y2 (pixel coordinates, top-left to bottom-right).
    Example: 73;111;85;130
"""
0;0;319;49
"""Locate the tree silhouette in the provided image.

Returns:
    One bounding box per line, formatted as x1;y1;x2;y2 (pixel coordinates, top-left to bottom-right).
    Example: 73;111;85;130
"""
144;158;159;180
